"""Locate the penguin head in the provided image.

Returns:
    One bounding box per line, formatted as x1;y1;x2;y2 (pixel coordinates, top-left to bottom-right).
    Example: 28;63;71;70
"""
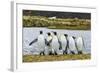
64;34;68;37
52;31;57;35
40;31;43;34
72;36;76;39
47;32;51;36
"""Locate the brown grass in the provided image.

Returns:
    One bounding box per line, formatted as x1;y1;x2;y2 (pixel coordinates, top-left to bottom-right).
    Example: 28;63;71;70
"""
23;54;91;62
23;16;91;30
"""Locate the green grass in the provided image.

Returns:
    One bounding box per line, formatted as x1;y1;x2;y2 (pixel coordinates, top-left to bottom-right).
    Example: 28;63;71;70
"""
23;16;91;30
23;54;91;62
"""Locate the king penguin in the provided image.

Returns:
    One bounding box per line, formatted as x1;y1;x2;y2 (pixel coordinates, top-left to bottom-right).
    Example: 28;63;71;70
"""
51;31;60;55
45;32;53;55
67;36;78;54
59;34;68;54
29;31;45;55
76;36;84;54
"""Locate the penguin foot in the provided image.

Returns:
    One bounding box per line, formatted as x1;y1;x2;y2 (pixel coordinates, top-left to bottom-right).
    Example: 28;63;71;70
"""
78;51;82;54
63;51;67;55
40;52;42;55
65;52;68;55
43;52;45;55
49;52;52;55
63;52;65;55
40;52;45;55
55;52;57;55
71;51;75;55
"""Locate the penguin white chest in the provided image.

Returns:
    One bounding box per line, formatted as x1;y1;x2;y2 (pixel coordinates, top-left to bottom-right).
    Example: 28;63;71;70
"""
51;36;59;50
37;35;45;49
76;37;83;51
59;35;67;50
68;37;76;51
47;36;52;43
46;36;52;51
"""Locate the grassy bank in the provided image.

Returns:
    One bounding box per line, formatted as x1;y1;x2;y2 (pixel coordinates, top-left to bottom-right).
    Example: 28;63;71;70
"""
23;16;91;30
23;54;91;62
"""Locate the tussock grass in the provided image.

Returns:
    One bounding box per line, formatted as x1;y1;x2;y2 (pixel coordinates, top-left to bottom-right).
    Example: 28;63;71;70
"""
23;16;91;30
23;54;91;62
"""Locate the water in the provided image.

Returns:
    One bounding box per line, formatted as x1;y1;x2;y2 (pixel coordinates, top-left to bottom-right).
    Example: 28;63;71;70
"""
22;27;91;55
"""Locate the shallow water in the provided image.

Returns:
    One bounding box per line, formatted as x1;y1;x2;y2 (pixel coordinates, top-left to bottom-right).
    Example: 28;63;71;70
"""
22;27;91;55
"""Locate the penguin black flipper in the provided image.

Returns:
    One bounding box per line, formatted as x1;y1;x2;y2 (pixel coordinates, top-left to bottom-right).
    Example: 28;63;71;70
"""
29;38;38;46
82;38;85;50
65;40;68;54
58;39;62;50
71;51;75;54
75;39;78;52
45;39;48;45
67;39;69;49
47;39;52;46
